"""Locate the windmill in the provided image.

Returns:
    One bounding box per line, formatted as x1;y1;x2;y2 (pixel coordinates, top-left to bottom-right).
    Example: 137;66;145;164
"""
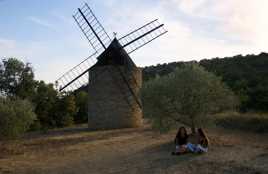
56;3;167;130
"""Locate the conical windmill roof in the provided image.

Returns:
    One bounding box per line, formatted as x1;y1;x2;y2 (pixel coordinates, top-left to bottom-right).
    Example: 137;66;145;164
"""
91;38;136;68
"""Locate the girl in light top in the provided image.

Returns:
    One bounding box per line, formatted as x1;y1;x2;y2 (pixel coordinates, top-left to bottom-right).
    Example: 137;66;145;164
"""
187;128;209;153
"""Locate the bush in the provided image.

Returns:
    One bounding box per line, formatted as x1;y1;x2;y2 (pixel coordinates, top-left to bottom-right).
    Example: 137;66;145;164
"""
215;112;268;133
0;97;36;139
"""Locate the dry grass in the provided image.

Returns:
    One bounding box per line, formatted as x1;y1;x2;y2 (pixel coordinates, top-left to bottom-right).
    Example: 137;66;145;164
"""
0;124;268;174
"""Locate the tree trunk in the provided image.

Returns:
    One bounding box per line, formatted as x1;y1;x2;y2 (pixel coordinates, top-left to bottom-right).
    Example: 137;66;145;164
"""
190;116;196;134
191;126;196;134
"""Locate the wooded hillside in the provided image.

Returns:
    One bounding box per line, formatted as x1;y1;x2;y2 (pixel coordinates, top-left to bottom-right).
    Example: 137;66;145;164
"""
143;53;268;112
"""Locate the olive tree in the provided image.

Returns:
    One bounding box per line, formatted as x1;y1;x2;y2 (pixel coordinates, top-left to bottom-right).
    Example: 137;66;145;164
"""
142;64;238;133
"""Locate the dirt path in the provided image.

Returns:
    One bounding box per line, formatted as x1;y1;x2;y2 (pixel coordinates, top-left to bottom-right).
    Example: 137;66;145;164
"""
0;126;268;174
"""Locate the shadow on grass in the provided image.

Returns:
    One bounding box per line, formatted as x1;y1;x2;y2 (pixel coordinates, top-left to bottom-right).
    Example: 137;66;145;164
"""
138;141;200;172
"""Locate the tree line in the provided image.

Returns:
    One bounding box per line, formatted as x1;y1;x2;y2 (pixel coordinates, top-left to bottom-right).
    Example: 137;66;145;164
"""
0;58;88;138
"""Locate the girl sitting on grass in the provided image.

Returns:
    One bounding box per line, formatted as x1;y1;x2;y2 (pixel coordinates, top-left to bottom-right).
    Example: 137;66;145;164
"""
172;126;188;155
187;128;209;153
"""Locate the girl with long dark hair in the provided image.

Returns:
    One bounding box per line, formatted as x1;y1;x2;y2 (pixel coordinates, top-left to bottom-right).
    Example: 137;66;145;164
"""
196;128;209;152
172;126;188;155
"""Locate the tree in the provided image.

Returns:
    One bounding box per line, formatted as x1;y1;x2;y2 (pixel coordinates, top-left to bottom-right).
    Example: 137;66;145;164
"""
0;58;36;100
32;81;58;129
142;64;238;133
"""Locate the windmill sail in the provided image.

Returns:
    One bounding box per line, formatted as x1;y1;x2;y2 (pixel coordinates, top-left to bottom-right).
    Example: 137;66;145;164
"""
56;52;99;91
56;3;112;92
73;3;111;53
118;19;167;54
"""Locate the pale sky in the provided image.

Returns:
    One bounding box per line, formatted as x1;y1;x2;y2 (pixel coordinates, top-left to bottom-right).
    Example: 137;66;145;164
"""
0;0;268;83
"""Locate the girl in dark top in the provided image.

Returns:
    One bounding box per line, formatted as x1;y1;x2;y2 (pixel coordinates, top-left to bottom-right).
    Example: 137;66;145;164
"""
172;126;188;155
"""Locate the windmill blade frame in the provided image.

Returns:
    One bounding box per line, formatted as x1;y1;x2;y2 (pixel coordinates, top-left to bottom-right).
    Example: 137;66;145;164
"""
56;52;99;91
73;3;111;53
56;3;113;92
118;19;168;54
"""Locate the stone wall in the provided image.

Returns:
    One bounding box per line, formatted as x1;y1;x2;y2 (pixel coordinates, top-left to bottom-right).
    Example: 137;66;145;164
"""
88;65;143;130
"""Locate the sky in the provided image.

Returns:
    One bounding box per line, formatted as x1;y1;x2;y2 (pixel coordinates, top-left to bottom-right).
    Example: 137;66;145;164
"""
0;0;268;83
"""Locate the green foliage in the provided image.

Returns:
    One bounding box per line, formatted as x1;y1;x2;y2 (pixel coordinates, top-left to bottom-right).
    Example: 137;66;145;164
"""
215;112;268;133
54;94;76;127
32;81;58;129
0;97;36;139
143;53;268;112
142;64;238;133
0;58;36;99
74;91;88;124
143;62;194;81
200;53;268;112
0;58;85;133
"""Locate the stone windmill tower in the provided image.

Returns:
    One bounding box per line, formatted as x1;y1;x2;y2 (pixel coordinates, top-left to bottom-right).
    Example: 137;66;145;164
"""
56;3;167;130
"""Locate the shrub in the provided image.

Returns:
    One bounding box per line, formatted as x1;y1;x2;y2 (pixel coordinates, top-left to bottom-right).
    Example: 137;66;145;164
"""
0;97;36;139
215;112;268;133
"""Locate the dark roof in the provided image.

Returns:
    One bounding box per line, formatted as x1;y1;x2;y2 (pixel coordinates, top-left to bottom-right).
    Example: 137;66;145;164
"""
92;38;136;68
